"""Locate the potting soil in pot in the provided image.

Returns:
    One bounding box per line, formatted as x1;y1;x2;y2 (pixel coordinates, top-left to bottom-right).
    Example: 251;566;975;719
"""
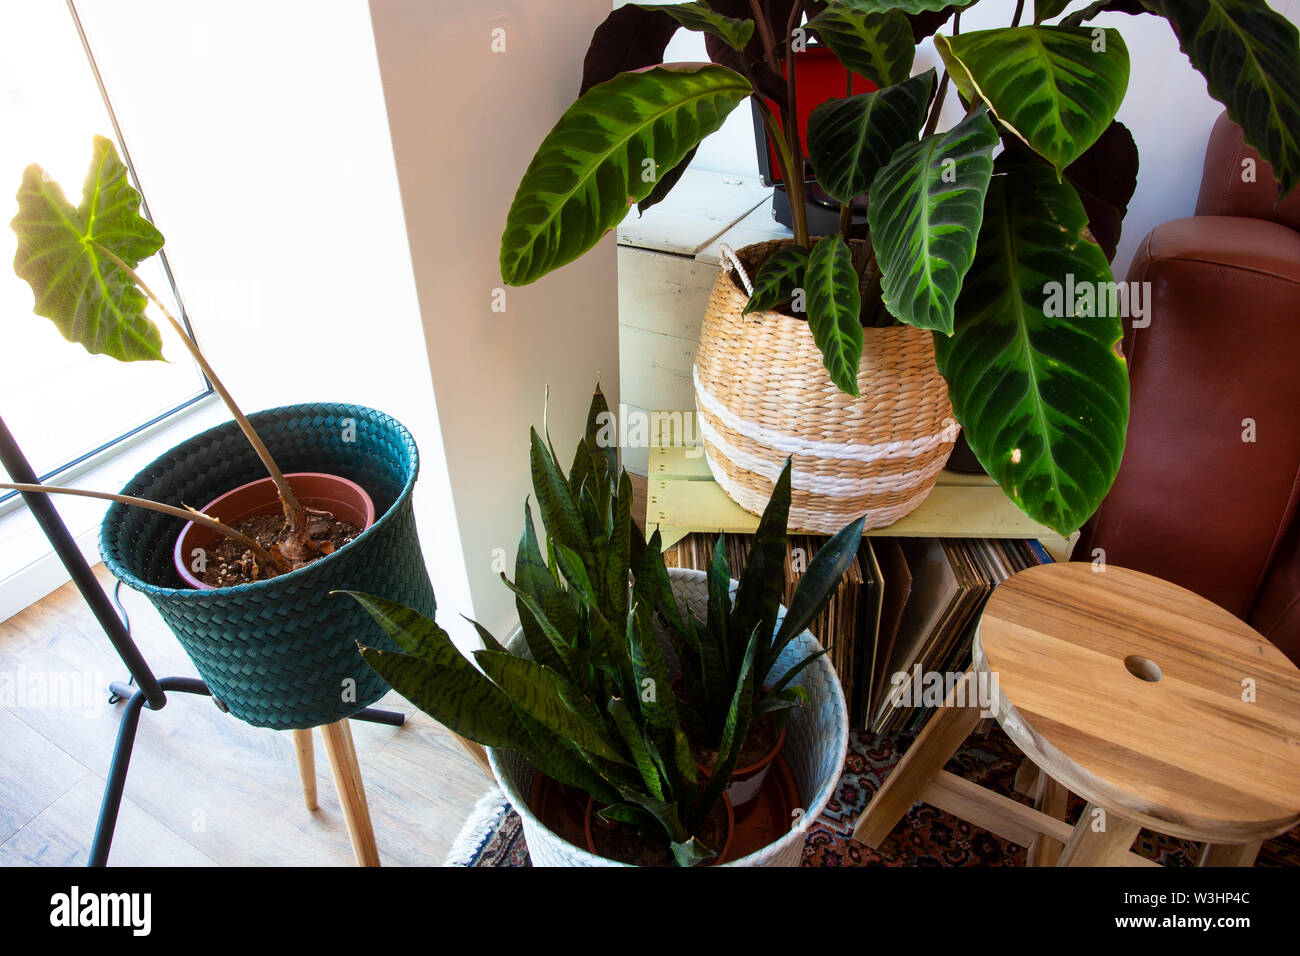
199;511;360;587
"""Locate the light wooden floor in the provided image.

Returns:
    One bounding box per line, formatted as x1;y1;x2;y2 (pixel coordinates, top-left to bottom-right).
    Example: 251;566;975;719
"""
0;563;490;867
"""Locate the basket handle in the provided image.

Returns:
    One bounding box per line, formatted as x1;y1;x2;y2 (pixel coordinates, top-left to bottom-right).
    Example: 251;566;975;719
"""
718;243;754;297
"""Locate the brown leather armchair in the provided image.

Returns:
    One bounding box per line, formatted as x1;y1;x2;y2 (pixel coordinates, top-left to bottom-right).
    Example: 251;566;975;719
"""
1077;111;1300;665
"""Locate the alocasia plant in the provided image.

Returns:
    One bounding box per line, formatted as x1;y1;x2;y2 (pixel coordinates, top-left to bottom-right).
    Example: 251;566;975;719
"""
497;0;1300;537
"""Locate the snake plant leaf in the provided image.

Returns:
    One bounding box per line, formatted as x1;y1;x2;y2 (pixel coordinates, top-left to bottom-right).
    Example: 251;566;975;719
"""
607;471;634;618
706;534;733;675
530;428;592;567
806;69;936;207
732;458;792;683
743;244;809;315
474;650;629;764
767;649;828;697
499;574;584;682
1061;0;1149;28
11;135;165;362
584;383;619;494
630;2;755;51
463;615;508;654
500;66;750;285
868;106;998;335
936;166;1129;536
511;501;577;675
512;708;626;805
1034;0;1071;22
936;27;1129;175
772;515;867;654
609;695;665;800
696;627;757;824
1144;0;1300;195
804;233;864;395
807;6;915;88
625;602;684;742
342;591;454;663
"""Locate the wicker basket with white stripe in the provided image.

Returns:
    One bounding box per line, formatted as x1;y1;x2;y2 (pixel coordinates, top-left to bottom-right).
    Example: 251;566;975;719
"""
694;238;958;534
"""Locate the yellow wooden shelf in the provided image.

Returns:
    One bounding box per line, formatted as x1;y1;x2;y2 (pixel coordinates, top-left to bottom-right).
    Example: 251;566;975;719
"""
645;412;1076;561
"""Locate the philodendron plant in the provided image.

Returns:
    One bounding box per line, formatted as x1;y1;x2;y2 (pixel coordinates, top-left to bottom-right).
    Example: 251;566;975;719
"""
350;387;752;866
670;459;865;753
5;136;337;577
498;0;1300;536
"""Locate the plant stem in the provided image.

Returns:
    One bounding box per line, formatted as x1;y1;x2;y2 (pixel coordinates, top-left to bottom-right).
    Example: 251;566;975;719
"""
0;482;291;575
782;0;810;246
92;243;308;533
1012;0;1025;27
746;0;780;71
838;198;853;242
923;72;950;138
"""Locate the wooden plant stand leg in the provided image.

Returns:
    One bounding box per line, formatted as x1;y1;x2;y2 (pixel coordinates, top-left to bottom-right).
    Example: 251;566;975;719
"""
292;728;317;811
320;720;381;867
454;734;494;778
1057;803;1141;866
1197;841;1262;867
1027;773;1068;867
853;691;980;848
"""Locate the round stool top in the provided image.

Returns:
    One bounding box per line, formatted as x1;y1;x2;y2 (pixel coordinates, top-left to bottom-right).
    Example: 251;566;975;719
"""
975;562;1300;842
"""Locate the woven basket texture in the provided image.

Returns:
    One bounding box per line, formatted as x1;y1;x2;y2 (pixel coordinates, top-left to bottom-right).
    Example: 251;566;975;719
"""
99;403;435;730
694;238;957;533
489;567;849;867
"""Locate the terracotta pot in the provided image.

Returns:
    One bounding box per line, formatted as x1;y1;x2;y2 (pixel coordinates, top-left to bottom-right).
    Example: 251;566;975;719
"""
172;472;375;589
583;794;735;867
714;723;787;810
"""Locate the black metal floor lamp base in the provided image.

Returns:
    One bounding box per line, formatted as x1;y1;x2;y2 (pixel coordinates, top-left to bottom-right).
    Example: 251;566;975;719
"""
1;416;406;868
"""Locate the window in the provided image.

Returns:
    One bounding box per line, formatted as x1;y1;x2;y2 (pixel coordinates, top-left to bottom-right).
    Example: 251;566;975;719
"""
0;0;210;505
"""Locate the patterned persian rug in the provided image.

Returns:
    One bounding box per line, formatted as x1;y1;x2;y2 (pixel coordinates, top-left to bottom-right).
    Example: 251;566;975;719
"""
446;727;1300;867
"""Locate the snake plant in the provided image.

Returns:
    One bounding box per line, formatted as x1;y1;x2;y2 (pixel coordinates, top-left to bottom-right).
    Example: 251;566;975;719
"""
349;387;751;866
667;460;865;752
497;0;1300;539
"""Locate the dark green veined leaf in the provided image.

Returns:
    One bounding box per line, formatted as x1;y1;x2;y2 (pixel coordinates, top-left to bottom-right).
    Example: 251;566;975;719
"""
767;649;829;696
530;429;590;564
731;458;792;679
356;644;528;750
706;534;733;677
513;709;625;805
828;0;977;12
596;802;658;830
625;602;683;741
807;6;915;88
607;471;634;619
806;69;935;206
743;244;809;315
499;574;586;684
500;66;750;285
935;26;1129;174
462;614;508;654
772;516;866;654
868;106;998;334
11;135;165;362
908;2;980;41
474;650;629;764
630;1;755;50
1034;0;1071;22
637;145;697;216
511;501;576;674
584;383;620;489
804;233;863;395
633;526;685;634
937;166;1129;536
1061;0;1148;28
1144;0;1300;195
607;697;665;800
699;0;791;98
341;590;453;663
580;5;681;94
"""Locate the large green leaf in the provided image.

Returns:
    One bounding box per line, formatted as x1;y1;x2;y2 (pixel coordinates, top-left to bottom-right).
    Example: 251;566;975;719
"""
1034;0;1071;22
473;650;629;764
743;244;809;315
806;69;935;206
935;26;1129;174
804;233;864;395
1144;0;1300;195
807;6;915;88
500;66;750;285
11;135;165;361
868;106;998;335
829;0;977;12
936;166;1129;536
630;2;755;50
1061;0;1149;28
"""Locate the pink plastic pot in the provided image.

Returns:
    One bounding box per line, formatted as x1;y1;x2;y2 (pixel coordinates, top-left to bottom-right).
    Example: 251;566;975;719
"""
172;472;375;590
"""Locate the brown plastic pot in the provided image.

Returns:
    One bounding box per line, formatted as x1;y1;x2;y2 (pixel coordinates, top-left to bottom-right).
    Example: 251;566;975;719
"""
172;472;375;589
583;795;735;867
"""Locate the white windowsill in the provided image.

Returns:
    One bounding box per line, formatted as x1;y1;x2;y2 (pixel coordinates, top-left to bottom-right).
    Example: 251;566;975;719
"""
0;393;225;622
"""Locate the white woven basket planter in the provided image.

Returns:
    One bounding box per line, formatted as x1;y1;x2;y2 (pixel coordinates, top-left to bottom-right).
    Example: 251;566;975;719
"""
694;239;958;533
487;567;849;867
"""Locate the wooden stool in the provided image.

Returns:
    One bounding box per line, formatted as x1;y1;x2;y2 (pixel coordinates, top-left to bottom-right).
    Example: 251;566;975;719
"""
853;563;1300;866
291;723;380;866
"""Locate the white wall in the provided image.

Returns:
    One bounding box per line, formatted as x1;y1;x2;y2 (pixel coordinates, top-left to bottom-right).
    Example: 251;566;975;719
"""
368;0;621;647
72;0;477;638
655;0;1300;278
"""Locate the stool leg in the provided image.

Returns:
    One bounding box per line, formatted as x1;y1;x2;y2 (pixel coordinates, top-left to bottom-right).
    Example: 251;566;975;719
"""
1197;841;1261;867
853;693;980;848
292;728;317;811
320;720;381;866
1027;773;1068;867
1057;803;1140;866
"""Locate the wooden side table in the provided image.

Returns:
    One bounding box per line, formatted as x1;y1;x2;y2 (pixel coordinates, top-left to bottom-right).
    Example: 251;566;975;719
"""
853;563;1300;865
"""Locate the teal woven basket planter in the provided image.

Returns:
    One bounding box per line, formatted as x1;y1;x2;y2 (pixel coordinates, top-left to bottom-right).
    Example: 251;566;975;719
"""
99;403;435;730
